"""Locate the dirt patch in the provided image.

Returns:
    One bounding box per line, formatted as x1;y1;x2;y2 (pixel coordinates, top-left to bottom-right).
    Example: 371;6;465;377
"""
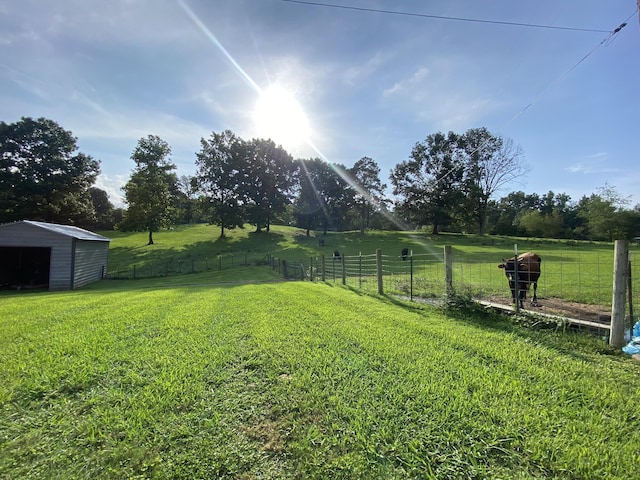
485;295;611;326
242;420;286;452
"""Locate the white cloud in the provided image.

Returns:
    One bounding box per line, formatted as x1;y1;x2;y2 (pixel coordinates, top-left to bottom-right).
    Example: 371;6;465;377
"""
95;173;127;208
383;67;430;97
343;51;391;86
565;153;621;175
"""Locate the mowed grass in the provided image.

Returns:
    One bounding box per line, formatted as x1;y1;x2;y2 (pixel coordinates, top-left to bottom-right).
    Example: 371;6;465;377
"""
2;280;640;479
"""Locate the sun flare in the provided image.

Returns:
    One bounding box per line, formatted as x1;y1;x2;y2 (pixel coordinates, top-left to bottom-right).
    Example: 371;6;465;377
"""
253;85;311;150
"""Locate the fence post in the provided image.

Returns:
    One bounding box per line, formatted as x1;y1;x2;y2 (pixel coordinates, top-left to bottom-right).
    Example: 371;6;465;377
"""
376;249;383;294
310;257;314;281
218;255;222;271
410;251;413;301
444;246;453;297
282;259;288;278
610;240;629;348
359;252;362;288
513;244;519;313
341;255;346;285
628;253;635;341
133;264;137;280
321;255;326;282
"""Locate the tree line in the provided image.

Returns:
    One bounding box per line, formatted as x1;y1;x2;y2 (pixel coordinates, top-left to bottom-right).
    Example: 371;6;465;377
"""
2;117;638;243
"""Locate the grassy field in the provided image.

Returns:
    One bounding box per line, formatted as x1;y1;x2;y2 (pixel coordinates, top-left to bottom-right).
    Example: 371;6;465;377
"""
2;272;640;478
102;224;639;307
2;226;639;478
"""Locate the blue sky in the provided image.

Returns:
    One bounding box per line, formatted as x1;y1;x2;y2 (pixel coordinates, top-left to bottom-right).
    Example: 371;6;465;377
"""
1;1;639;208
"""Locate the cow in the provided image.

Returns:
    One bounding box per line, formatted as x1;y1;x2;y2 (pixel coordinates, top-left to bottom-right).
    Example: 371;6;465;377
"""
401;247;409;261
498;252;541;308
333;250;341;259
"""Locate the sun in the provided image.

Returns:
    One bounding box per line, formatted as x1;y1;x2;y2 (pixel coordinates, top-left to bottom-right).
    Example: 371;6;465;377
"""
253;85;311;150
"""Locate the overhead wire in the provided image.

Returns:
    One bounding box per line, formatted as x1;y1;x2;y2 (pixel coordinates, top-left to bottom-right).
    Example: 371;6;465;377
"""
279;0;612;33
278;0;637;193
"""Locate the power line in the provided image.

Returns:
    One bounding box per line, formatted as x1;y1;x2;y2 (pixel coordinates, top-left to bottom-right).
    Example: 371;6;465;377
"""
279;0;612;34
508;14;634;123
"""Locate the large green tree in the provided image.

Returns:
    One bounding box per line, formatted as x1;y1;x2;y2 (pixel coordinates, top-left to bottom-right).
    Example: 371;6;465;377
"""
120;135;177;245
391;132;464;234
459;128;527;235
0;117;100;224
294;158;354;236
242;138;297;233
348;157;386;234
194;130;246;238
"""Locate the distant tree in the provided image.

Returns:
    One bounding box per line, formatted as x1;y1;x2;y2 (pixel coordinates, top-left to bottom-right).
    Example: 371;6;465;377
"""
576;184;632;241
194;130;246;238
459;128;528;235
0;117;100;224
391;131;464;234
489;191;540;235
294;158;353;235
519;210;565;238
242;138;297;233
88;187;115;230
173;175;201;224
348;157;386;234
294;158;326;236
120;135;177;245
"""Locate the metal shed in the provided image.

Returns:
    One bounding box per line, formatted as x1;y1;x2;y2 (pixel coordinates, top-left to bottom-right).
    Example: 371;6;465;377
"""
0;220;111;291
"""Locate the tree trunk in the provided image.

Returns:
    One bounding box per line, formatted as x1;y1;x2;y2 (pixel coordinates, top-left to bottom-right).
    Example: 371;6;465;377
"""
148;230;154;245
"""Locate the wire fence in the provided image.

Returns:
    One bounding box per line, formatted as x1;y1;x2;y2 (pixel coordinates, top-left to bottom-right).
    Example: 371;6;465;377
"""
105;242;639;337
107;251;270;279
312;245;639;334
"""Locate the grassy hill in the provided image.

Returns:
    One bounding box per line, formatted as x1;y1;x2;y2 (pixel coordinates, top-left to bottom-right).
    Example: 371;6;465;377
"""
2;225;640;478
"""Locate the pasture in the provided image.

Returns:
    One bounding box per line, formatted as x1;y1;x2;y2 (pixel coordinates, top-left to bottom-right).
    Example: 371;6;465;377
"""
104;225;639;326
2;225;639;478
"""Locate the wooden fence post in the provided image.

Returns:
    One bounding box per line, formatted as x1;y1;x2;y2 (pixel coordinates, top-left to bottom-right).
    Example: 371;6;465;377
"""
628;254;634;341
341;255;346;285
444;245;453;297
513;244;519;314
410;251;413;301
321;255;326;282
610;240;629;348
376;249;383;294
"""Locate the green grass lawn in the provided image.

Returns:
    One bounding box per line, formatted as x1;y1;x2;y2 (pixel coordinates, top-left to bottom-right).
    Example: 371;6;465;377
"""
2;278;640;479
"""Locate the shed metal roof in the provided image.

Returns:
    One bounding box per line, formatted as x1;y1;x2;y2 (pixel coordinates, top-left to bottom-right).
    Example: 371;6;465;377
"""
0;220;111;242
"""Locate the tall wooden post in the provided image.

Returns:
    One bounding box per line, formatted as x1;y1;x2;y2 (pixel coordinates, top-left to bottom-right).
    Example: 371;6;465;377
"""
341;255;346;285
444;245;453;297
321;255;326;282
610;240;629;348
410;251;414;301
376;249;383;294
513;244;519;314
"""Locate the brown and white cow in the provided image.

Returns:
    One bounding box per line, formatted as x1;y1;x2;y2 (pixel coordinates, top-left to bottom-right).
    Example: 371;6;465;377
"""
498;252;541;308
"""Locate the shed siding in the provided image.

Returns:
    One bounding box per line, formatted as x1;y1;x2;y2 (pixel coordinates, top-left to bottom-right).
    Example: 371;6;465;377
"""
0;223;73;290
73;240;109;289
0;222;110;291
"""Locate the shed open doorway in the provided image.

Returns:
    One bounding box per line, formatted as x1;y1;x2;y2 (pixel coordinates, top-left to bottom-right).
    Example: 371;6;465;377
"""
0;246;51;290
